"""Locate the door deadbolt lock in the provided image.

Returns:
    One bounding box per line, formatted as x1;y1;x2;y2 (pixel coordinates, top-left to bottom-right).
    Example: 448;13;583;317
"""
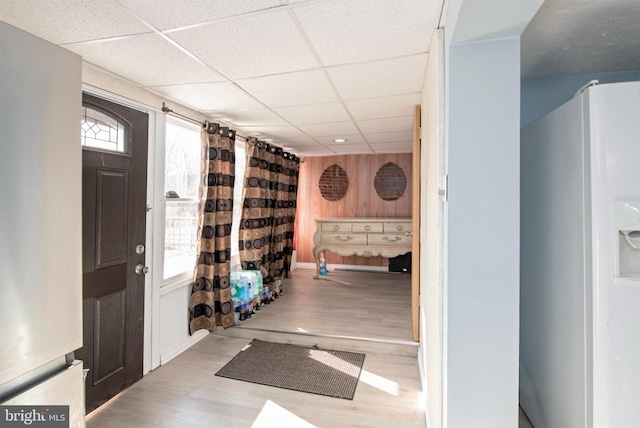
136;245;145;255
135;264;149;275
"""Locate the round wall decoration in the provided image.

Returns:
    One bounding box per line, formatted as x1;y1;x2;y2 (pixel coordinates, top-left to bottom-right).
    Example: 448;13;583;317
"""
318;164;349;201
374;162;407;201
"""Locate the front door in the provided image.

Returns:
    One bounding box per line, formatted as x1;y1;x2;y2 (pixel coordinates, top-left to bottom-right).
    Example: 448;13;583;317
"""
77;93;149;413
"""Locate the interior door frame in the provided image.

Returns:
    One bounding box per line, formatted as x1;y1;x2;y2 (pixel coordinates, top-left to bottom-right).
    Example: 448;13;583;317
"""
412;106;421;342
82;85;161;374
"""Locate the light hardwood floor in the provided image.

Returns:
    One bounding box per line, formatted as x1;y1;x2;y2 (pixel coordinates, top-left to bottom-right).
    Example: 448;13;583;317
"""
231;269;415;342
85;268;533;427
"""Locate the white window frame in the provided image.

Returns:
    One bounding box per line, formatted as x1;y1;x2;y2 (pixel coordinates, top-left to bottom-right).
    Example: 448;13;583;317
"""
159;121;247;284
161;116;202;287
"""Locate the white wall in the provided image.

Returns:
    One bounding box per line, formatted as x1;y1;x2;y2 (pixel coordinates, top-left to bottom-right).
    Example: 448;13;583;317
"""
446;35;522;428
441;1;543;426
158;282;208;364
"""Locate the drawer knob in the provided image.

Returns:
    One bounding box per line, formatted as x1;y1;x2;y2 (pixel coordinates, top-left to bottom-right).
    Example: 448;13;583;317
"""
333;225;340;231
396;225;403;231
364;225;371;231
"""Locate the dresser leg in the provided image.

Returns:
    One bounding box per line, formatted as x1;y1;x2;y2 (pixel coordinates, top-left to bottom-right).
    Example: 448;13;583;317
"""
312;246;321;279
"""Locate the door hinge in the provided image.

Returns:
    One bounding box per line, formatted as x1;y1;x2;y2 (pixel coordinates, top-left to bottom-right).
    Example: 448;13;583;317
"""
438;174;448;202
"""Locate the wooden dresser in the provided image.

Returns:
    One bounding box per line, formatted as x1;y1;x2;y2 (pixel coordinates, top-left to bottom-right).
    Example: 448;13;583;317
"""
312;217;413;279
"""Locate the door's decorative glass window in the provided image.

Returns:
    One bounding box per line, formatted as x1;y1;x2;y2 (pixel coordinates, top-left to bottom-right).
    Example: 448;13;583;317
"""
81;105;129;153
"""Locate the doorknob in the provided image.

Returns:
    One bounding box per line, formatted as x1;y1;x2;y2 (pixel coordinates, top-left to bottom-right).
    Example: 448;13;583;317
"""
135;264;149;275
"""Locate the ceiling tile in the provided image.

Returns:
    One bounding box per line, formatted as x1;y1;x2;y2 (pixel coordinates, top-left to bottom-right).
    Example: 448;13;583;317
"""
345;93;421;121
324;143;373;154
370;142;413;153
118;0;281;31
357;116;414;134
241;125;310;141
150;82;264;111
278;137;323;147
237;69;338;108
364;131;414;144
296;146;336;157
273;102;350;125
328;54;428;100
205;108;288;127
313;134;366;145
67;34;224;87
250;137;323;155
169;11;319;80
293;0;439;66
0;0;150;44
298;121;359;137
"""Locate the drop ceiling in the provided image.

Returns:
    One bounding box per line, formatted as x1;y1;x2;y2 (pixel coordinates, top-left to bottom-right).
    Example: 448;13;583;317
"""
5;0;635;155
0;0;445;157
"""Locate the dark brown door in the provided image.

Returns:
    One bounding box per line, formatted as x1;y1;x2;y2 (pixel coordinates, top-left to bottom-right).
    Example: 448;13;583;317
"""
77;93;148;413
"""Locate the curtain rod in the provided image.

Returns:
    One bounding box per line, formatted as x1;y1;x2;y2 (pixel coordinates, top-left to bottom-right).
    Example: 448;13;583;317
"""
161;102;202;125
161;102;302;161
162;102;243;140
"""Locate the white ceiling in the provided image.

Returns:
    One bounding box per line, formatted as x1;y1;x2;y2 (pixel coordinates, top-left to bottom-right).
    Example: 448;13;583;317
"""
522;0;640;79
0;0;445;157
4;1;635;155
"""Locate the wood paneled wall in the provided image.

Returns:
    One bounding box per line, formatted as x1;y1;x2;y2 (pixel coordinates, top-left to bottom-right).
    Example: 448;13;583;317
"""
296;153;412;266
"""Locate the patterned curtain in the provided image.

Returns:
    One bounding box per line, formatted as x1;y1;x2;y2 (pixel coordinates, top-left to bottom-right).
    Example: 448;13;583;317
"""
189;124;236;334
239;139;300;291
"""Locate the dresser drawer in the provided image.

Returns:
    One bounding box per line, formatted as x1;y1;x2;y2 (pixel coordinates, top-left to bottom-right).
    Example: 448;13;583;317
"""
321;222;352;233
383;222;412;233
368;233;412;246
352;222;383;233
321;233;367;245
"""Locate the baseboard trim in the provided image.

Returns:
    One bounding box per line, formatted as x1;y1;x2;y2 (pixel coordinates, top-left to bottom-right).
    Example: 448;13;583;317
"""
295;262;389;273
160;329;209;365
232;324;418;347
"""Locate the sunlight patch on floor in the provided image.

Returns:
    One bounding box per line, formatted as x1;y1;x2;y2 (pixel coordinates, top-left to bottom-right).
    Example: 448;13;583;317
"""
359;369;400;396
251;400;316;428
309;350;399;396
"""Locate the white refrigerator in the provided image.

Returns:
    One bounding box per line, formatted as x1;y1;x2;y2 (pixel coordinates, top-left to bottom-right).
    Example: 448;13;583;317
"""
520;81;640;427
0;21;85;426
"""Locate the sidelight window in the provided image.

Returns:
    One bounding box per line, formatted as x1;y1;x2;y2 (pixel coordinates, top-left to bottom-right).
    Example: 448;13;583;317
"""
163;116;200;281
161;116;247;283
